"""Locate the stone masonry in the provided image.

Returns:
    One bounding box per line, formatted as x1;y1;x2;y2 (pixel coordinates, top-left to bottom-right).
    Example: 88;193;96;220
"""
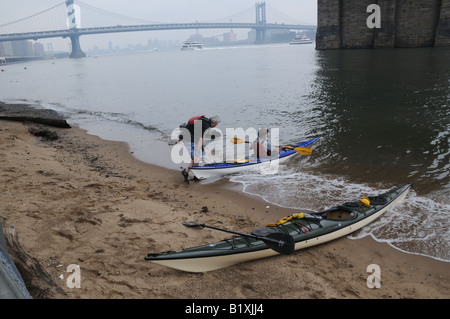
316;0;450;49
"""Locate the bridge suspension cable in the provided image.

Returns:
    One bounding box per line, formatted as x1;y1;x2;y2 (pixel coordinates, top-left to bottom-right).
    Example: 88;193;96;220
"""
78;1;167;27
0;1;65;28
265;4;314;26
0;1;67;34
199;6;255;24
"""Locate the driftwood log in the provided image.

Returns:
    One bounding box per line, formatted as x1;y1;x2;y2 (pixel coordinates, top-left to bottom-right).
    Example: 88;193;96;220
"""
0;115;71;128
2;223;67;299
0;102;71;128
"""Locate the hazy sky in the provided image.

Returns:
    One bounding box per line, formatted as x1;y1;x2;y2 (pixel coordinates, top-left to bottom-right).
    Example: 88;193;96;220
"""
1;0;317;51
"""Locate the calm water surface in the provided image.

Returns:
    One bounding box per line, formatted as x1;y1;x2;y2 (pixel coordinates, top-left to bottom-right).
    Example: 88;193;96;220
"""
1;44;449;261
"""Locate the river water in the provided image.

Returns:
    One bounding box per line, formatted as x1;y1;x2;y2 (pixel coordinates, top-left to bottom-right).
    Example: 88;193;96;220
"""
1;43;449;262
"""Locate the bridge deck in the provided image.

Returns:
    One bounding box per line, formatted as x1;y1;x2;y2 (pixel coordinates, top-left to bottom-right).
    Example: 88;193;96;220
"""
0;23;316;42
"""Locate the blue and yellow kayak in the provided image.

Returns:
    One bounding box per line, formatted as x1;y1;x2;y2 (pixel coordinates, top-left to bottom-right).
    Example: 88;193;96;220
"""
190;136;320;179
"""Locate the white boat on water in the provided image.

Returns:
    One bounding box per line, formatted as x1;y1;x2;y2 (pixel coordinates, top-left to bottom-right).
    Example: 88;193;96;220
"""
181;41;203;50
289;37;313;45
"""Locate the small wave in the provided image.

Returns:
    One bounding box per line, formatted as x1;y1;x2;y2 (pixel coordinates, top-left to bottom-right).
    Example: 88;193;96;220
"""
38;102;167;137
230;168;450;262
349;190;450;262
230;166;387;211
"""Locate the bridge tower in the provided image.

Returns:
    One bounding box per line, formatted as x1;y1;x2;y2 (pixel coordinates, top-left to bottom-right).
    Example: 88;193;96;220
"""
255;2;266;43
66;0;85;58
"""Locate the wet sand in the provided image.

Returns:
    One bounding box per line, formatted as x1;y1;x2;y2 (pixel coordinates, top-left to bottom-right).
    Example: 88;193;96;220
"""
0;104;449;300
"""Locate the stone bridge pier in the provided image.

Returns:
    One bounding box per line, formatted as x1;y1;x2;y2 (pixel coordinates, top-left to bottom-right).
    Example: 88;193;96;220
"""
316;0;450;49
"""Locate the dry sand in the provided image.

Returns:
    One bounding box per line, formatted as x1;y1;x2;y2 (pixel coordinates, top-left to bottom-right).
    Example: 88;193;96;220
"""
0;108;449;300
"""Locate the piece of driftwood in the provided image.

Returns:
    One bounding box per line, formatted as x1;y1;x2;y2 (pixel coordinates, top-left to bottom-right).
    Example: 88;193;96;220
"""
0;115;71;128
3;224;68;299
0;102;71;128
28;126;59;140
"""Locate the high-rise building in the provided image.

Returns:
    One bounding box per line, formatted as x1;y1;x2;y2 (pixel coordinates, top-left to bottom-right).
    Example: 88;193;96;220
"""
0;40;45;57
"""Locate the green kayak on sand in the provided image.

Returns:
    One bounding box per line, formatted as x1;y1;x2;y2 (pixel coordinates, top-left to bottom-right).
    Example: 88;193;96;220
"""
145;184;412;272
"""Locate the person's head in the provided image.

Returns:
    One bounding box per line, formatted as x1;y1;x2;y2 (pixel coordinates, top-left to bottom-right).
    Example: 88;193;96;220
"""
258;128;269;139
210;115;220;127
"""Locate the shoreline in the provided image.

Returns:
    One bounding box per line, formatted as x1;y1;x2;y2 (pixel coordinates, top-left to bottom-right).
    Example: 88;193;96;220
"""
0;105;449;299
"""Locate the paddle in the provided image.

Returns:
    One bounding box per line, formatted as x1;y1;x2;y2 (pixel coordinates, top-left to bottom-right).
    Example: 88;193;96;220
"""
285;146;313;156
183;221;295;255
229;137;249;144
229;138;312;155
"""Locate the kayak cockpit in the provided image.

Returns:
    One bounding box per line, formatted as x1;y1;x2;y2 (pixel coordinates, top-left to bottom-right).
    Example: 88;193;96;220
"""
322;208;357;220
294;207;359;222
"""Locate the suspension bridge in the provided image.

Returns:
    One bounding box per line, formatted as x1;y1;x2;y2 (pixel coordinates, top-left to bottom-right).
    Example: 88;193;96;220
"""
0;1;316;58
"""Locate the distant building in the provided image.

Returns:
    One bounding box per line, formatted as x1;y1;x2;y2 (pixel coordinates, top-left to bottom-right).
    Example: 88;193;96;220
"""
12;40;33;56
247;29;296;43
223;31;237;43
266;29;296;43
0;42;14;56
0;40;46;57
248;30;257;43
33;42;45;56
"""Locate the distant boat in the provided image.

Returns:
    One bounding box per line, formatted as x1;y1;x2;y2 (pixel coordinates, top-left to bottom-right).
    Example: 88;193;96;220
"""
289;37;313;45
181;41;203;50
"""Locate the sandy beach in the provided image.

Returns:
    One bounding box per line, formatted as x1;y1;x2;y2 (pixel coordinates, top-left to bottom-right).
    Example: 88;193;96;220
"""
1;104;449;300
